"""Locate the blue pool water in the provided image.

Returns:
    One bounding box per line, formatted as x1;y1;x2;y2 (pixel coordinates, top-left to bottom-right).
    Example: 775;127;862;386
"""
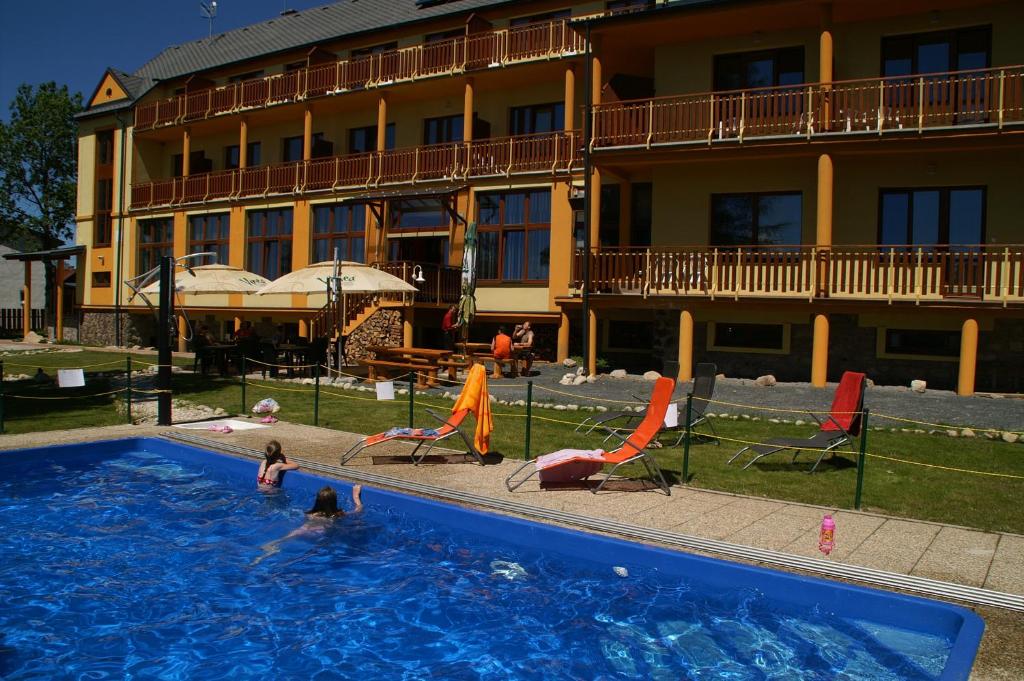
0;439;981;680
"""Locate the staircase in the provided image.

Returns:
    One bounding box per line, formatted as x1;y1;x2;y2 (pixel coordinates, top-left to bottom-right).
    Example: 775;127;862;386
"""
310;293;378;341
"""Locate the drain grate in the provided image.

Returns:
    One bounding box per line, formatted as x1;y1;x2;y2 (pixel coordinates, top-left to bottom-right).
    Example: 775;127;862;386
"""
162;431;1024;613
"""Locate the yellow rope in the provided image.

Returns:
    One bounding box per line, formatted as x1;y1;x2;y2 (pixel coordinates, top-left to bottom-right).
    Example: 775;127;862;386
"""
3;358;127;371
246;357;316;370
871;412;1024;436
862;452;1024;480
10;388;128;400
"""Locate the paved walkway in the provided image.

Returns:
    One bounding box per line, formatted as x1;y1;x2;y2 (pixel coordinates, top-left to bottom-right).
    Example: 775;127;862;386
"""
2;421;1022;678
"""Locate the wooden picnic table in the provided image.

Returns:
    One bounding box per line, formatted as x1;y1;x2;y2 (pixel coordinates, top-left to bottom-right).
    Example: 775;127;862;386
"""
456;342;492;355
366;346;453;387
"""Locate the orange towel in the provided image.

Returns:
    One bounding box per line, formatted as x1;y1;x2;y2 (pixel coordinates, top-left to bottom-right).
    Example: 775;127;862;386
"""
451;364;493;454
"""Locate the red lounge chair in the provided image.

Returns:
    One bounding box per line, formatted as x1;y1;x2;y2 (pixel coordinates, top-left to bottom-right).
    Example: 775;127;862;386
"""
728;371;867;473
505;377;677;495
339;408;483;465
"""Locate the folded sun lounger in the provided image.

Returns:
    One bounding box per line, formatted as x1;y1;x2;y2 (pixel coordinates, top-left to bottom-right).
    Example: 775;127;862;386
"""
727;371;867;473
505;377;677;495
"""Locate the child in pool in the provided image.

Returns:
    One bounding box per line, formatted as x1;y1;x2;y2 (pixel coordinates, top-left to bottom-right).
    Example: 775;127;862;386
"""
253;485;363;565
256;440;300;489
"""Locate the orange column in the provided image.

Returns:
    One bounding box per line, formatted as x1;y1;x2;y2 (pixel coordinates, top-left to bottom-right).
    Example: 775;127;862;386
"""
678;309;694;382
403;307;414;346
463;78;474;142
819;4;834;131
292;199;311;312
182;128;191;176
21;261;31;338
376;94;388;151
586;308;597;375
564;65;576;131
172;211;187;259
588;47;603;249
816;154;833;247
811;313;829;387
228;206;246;269
957;318;979;396
557;311;570;363
178;315;188;353
239;118;249;168
303;105;313;160
55;260;64;342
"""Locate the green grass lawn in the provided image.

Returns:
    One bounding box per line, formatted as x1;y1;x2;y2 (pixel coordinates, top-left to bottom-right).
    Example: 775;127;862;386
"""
3;348;1022;535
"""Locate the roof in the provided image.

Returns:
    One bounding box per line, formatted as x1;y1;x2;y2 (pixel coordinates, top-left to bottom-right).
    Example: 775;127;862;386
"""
135;0;516;82
2;245;86;262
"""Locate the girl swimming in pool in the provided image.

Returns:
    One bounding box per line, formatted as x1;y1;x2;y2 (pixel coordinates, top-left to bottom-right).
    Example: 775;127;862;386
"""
257;440;300;489
253;485;363;565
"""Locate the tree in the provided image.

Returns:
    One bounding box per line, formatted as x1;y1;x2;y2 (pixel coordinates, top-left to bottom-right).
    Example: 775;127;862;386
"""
0;82;84;317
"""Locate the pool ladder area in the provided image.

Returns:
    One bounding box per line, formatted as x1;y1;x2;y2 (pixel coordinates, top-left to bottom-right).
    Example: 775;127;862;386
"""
162;431;1024;613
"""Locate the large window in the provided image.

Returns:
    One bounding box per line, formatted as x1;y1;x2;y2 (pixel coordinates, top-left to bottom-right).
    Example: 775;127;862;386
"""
96;129;114;165
631;182;653;247
879;188;985;247
510;103;565;135
710;322;788;353
423;115;463;145
713;47;804;91
138;217;174;275
389;199;450;232
224;142;262;169
349;124;395;153
711;193;802;246
247;209;293;280
282;133;330;162
94;179;113;247
882;26;990;77
476;190;551;282
883;328;960;359
188;213;230;265
312;203;366;263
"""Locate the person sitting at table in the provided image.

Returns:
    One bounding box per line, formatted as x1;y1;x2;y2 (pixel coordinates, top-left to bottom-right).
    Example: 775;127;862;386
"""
513;321;536;377
235;321;255;340
271;324;288;347
490;326;514;379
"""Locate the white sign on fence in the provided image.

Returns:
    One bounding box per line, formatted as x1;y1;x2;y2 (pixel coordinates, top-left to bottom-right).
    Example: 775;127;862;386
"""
375;381;395;401
57;368;85;388
663;402;679;429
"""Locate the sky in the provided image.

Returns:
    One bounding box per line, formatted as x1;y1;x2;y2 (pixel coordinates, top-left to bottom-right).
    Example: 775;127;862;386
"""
0;0;331;116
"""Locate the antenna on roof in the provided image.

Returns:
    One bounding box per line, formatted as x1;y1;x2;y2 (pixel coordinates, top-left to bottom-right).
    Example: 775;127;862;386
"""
200;1;218;37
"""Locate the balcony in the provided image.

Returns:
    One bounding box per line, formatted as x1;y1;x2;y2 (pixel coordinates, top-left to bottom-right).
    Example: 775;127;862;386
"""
376;261;462;306
129;131;579;210
134;20;584;132
592;66;1024;150
573;245;1024;306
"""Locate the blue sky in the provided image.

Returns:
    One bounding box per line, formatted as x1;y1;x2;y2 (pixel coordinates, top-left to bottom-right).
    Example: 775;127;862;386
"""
0;0;329;116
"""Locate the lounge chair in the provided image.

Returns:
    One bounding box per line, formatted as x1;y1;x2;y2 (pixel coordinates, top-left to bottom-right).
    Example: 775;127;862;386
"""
577;363;719;447
728;371;866;473
339;408;483;465
505;377;677;495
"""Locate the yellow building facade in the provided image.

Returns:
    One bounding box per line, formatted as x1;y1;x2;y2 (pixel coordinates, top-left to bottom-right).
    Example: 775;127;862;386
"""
75;0;1024;393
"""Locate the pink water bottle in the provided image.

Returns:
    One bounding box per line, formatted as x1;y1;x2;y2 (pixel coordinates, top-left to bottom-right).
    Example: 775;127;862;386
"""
819;514;836;556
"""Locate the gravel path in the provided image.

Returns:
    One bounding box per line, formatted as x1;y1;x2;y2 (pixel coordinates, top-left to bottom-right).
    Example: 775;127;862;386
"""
420;363;1023;433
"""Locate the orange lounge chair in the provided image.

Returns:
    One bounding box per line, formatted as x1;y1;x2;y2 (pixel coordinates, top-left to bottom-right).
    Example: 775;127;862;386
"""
505;377;677;495
339;408;483;465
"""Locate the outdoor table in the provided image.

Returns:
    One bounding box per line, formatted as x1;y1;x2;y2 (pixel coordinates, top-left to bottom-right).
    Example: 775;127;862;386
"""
205;343;237;376
367;346;453;386
276;343;311;377
455;342;491;356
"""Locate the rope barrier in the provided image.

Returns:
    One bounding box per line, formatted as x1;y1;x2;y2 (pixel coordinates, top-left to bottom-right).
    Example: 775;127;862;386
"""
245;357;316;370
870;412;1024;436
862;452;1024;480
8;387;128;400
2;358;127;371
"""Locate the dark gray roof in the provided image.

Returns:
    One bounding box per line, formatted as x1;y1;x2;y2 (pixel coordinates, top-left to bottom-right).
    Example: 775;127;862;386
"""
135;0;516;82
110;69;155;100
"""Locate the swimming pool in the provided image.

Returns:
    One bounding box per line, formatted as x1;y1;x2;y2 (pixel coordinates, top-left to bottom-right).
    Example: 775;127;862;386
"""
1;437;982;680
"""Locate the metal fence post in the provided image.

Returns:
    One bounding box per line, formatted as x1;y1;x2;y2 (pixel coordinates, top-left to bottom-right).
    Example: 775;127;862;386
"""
240;355;247;415
313;363;321;427
854;408;870;510
0;360;5;433
408;375;415;428
682;394;693;484
126;355;133;425
525;380;533;460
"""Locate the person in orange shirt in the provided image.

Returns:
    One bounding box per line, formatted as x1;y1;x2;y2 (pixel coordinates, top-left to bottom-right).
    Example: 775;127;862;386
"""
490;326;513;379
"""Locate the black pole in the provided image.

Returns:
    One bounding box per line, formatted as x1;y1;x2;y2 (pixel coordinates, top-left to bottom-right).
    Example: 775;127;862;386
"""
156;256;173;426
581;21;593;374
0;360;5;434
313;362;321;426
126;355;133;425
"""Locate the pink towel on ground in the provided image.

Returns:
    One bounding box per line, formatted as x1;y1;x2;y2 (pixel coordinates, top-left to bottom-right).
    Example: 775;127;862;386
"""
536;448;605;482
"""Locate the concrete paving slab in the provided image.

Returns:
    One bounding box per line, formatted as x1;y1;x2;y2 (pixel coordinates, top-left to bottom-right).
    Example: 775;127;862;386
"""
671;498;786;540
727;507;823;551
844;519;942;573
912;527;999;587
985;535;1024;595
782;511;888;562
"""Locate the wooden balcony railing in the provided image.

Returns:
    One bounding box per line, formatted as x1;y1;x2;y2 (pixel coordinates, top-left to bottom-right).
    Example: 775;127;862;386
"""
134;20;584;132
129;131;578;210
376;261;462;306
592;65;1024;149
574;245;1024;305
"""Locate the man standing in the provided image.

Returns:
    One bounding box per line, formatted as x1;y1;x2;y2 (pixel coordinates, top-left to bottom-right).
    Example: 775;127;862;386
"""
513;321;535;377
441;305;458;351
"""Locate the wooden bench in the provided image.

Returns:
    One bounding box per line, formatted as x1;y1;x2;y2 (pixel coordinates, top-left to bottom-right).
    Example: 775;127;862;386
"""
358;359;438;388
437;355;473;383
473;352;518;379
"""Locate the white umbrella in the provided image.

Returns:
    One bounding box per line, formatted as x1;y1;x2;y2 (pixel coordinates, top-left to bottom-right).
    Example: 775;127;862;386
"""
255;261;417;295
140;264;269;295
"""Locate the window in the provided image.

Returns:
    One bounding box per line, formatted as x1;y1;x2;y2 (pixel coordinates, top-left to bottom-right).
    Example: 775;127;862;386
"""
172;151;212;176
351;42;398;58
425;28;464;43
604;320;654;351
224;142;262;169
228;70;264;83
710;322;788;353
882;26;990;77
711;193;802;246
510;9;571;27
349;124;395;153
246;209;293;280
312;203;366;263
476;190;551;282
138;218;174;275
91;272;111;288
509;102;565;135
282;133;329;162
714;47;804;91
423;115;463;144
631;182;653;247
284;61;306;72
879;187;985;247
96;130;114;166
389;199;450;231
188;213;230;265
883;328;960;358
599;184;620;247
94;179;114;247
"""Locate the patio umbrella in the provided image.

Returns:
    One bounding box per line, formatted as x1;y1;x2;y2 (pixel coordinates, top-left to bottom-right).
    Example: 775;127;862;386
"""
140;264;269;295
255;261;417;295
457;222;478;330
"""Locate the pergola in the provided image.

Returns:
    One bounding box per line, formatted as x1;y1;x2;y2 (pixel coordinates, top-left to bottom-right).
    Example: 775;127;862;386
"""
2;245;84;340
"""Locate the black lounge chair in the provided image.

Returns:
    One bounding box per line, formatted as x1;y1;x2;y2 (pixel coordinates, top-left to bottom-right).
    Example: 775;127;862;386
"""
728;371;866;473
